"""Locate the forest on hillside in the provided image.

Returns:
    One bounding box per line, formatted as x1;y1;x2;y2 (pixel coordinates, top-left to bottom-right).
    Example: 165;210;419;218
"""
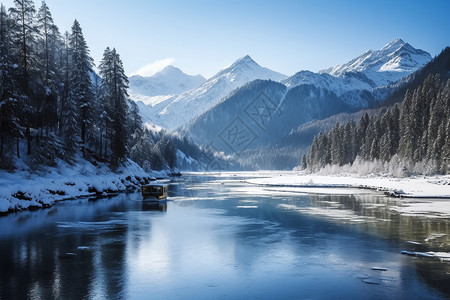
0;0;224;172
305;74;450;175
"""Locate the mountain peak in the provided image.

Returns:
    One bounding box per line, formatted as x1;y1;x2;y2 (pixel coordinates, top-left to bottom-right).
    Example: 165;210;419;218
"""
322;39;431;86
215;55;286;82
389;38;405;45
129;65;206;97
232;55;258;66
381;38;406;51
156;65;183;76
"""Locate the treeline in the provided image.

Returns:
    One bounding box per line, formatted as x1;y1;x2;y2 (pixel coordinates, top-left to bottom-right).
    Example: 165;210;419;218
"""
0;0;180;171
305;74;450;175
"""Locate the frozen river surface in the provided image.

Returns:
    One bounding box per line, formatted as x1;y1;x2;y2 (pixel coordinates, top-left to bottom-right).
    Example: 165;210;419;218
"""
1;173;450;299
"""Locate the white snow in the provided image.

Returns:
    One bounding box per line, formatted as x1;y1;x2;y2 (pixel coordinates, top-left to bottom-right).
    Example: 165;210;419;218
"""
246;172;450;217
282;39;432;108
320;38;431;87
133;55;287;130
133;40;431;129
128;65;206;97
282;70;373;96
0;158;167;213
246;174;450;198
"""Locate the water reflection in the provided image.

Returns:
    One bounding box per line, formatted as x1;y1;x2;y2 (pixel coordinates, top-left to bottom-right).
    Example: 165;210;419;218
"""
141;200;167;212
1;175;450;299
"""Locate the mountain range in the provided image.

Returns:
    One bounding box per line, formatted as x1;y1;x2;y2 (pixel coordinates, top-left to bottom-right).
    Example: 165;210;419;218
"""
129;39;433;165
129;65;206;102
131;39;430;133
320;38;431;86
133;55;286;129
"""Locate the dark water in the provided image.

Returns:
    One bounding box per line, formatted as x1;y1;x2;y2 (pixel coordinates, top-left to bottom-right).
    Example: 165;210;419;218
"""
1;173;450;299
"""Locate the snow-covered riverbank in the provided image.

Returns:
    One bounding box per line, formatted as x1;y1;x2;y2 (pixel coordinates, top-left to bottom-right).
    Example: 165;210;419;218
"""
0;158;169;214
246;173;450;217
246;173;450;198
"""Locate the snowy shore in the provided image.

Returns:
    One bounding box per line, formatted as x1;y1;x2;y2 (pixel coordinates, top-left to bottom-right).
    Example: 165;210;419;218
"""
246;173;450;198
245;173;450;217
0;158;168;214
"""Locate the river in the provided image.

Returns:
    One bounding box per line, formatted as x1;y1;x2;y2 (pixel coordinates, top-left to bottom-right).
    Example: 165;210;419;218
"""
1;172;450;299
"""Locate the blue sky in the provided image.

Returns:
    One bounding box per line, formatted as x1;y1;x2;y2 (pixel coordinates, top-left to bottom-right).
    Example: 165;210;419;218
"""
2;0;449;78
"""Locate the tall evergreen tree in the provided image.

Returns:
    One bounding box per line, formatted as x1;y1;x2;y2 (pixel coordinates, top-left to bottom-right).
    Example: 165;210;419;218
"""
98;47;113;158
398;89;418;161
36;1;61;135
69;20;93;153
379;109;393;161
9;0;38;155
391;104;400;155
99;47;129;164
0;5;21;160
443;118;450;174
330;123;343;165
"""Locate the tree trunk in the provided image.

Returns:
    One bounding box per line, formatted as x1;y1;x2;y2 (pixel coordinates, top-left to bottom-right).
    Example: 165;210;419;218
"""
16;135;20;159
26;125;31;155
0;135;3;159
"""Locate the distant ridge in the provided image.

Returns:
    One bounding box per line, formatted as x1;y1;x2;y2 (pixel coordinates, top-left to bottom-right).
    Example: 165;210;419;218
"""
129;65;206;97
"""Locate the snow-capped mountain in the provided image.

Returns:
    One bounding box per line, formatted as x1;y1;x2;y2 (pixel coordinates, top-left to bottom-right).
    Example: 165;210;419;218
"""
184;39;434;154
129;65;206;97
282;70;374;97
136;55;286;129
281;39;431;107
320;38;431;87
186;79;353;154
134;39;430;130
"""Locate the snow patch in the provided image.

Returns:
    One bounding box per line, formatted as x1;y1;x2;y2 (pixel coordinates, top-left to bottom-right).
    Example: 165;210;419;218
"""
0;158;162;214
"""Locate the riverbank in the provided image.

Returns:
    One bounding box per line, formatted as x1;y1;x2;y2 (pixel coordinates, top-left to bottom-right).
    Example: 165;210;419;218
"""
245;173;450;198
245;172;450;217
0;158;170;214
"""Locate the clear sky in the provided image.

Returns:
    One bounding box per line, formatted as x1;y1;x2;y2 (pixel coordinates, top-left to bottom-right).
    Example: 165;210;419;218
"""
1;0;449;78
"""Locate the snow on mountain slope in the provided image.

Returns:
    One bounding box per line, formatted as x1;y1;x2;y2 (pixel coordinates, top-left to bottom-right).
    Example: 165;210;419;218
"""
282;70;375;97
140;55;287;130
133;39;430;129
129;65;206;97
320;38;431;86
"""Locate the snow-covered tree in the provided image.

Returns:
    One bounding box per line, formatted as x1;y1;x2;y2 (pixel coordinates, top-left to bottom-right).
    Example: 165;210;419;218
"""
0;5;21;160
99;47;129;164
69;20;93;153
9;0;38;155
36;1;61;135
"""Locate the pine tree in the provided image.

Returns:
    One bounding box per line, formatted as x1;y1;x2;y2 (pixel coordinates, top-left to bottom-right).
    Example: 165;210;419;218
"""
0;5;21;160
410;75;440;161
431;121;446;173
361;116;375;160
308;135;319;170
443;118;450;174
99;47;129;164
90;72;103;157
59;31;70;134
391;104;400;155
36;1;61;136
399;89;418;161
61;78;79;159
330;123;343;165
426;82;446;161
69;20;93;153
162;138;177;169
301;154;307;170
98;47;113;158
9;0;38;155
59;29;78;159
127;99;143;139
379;110;393;161
342;121;355;164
